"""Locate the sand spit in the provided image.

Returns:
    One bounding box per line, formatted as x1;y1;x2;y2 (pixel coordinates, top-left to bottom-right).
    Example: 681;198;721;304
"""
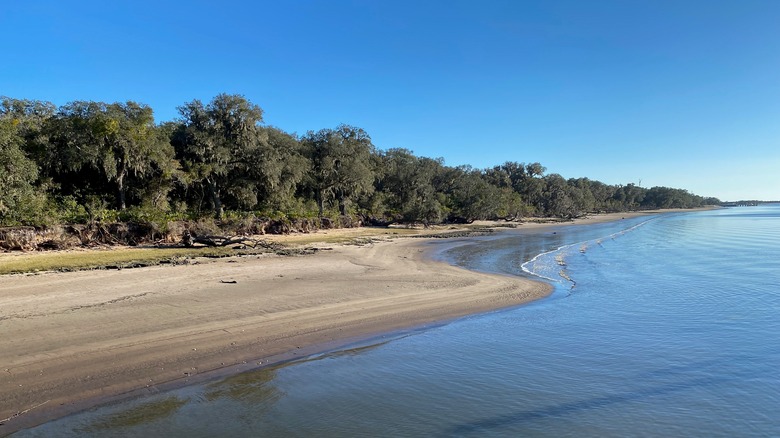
0;209;712;432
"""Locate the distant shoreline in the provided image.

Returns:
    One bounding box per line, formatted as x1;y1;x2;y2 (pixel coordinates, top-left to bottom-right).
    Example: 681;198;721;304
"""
0;208;712;434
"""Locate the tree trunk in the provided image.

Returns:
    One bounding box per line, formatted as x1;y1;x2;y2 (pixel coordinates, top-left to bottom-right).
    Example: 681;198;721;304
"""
338;193;347;216
207;178;223;219
316;189;324;217
117;172;127;210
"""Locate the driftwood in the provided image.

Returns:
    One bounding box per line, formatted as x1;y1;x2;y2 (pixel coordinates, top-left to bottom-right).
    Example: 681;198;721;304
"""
181;230;275;249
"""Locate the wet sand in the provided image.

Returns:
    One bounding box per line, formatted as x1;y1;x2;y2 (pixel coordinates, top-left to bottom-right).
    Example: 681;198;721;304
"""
0;210;703;433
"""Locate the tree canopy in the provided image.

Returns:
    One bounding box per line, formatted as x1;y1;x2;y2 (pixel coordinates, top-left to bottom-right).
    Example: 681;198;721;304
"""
0;93;720;227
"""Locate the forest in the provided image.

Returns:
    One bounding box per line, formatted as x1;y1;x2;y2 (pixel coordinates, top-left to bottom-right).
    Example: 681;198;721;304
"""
1;94;720;230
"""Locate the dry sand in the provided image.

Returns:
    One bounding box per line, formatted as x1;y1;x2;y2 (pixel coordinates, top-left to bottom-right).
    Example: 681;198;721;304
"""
0;209;702;432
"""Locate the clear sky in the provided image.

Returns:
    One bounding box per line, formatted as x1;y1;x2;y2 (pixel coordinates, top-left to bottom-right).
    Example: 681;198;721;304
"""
3;1;779;201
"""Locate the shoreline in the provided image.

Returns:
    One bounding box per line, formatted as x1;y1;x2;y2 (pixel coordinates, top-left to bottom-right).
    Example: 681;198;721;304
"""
0;209;710;434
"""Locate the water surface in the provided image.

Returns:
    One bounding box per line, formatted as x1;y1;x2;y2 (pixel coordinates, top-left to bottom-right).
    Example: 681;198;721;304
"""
17;207;780;437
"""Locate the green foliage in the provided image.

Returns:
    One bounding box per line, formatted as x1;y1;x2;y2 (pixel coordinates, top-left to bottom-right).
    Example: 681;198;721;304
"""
81;196;120;223
173;94;271;218
301;125;376;216
44;100;173;211
445;168;502;222
53;196;90;224
376;149;444;224
0;93;720;230
0;116;48;225
250;126;309;211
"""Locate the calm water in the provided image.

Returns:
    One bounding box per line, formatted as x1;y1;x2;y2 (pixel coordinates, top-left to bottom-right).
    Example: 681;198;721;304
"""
16;206;780;437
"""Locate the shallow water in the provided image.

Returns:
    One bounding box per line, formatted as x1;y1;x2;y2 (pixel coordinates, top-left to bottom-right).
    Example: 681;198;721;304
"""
16;207;780;437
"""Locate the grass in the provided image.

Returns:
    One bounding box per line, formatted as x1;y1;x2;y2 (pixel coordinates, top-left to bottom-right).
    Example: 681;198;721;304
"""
0;247;237;275
0;229;415;275
0;224;492;275
0;230;410;275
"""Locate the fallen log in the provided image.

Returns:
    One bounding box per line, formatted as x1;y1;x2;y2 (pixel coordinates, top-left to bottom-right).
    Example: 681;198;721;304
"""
181;230;275;249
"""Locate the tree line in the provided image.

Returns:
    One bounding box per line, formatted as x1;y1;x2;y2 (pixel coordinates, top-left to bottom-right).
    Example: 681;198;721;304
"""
0;94;720;228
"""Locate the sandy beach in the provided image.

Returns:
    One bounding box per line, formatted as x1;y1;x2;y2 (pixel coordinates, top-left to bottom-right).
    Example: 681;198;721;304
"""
0;210;698;432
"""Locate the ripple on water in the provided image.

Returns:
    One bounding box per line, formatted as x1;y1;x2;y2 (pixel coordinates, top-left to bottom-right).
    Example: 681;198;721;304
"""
15;206;780;437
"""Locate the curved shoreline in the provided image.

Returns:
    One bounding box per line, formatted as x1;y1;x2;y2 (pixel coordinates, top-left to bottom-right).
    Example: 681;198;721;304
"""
0;237;553;434
0;209;712;434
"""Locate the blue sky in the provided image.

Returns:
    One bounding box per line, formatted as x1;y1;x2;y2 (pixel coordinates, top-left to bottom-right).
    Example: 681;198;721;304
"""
3;1;779;201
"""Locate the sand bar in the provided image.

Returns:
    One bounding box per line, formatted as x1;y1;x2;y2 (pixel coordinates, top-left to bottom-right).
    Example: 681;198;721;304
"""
0;210;706;432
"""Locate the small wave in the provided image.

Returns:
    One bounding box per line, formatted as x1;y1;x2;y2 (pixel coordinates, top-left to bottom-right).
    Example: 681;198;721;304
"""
521;244;570;282
520;217;657;284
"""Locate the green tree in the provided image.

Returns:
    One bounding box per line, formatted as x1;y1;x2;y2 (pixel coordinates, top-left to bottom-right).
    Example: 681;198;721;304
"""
586;180;617;211
613;183;645;210
377;149;444;224
441;166;503;222
173;94;265;218
542;174;575;218
0;117;43;224
641;186;708;209
495;187;525;220
47;101;172;210
301;125;376;216
0;97;56;165
567;177;597;215
251;126;309;212
485;162;544;217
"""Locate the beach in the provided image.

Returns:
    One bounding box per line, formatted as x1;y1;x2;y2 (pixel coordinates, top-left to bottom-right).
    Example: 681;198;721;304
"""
0;211;682;432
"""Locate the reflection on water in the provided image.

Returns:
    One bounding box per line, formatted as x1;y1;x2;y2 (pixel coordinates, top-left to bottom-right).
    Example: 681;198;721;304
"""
201;340;394;407
204;367;280;405
78;396;188;433
15;207;780;437
13;337;404;437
